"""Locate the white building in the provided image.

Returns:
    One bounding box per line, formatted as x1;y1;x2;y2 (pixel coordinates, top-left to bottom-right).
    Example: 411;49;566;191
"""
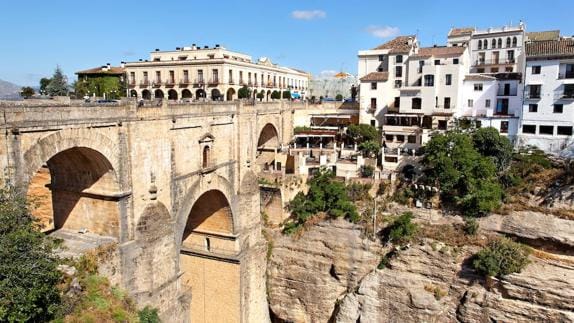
518;34;574;152
357;36;418;127
124;44;310;101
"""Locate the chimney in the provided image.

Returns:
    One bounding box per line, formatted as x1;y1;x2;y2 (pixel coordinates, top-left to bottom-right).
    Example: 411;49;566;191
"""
155;48;160;51
120;61;125;68
204;45;209;49
215;44;220;48
176;47;181;50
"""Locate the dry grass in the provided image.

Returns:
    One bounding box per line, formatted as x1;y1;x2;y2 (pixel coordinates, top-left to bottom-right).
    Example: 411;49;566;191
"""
419;223;488;248
531;248;574;266
424;284;448;300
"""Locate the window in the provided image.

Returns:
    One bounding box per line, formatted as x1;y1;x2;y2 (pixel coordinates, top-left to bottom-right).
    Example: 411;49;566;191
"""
370;98;377;110
434;59;441;65
202;146;210;168
445;74;452;86
491;39;496;48
424;75;434;86
453;58;459;65
212;69;218;82
394;97;400;108
512;37;517;47
506;37;511;48
371;82;377;90
484;40;488;49
468;99;474;107
396;55;403;63
444;97;451;109
532;66;541;74
396;135;405;142
522;125;536;134
198;69;204;82
408;135;417;143
539;125;554;135
370;120;376;127
394;80;402;88
491;67;499;73
474;83;483;91
497;38;502;48
412;98;422;109
418;60;424;73
477;68;485;73
395;66;403;77
485;99;491;107
507;50;515;63
378;55;385;62
500;121;509;133
505;67;513;72
529;104;538;112
438;120;447;130
554;104;564;113
528;85;541;98
558;126;573;135
478;40;482;50
385;135;394;142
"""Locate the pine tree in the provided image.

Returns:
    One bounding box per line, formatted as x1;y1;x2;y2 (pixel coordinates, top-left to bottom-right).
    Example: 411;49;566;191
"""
46;66;69;96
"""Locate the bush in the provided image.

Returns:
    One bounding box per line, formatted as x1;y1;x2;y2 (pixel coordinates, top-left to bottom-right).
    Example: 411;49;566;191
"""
271;90;281;100
463;217;479;235
0;187;62;322
138;306;160;323
335;94;343;101
256;91;265;101
238;86;251;99
282;90;291;99
386;212;418;244
472;238;531;277
360;165;374;178
346;182;372;201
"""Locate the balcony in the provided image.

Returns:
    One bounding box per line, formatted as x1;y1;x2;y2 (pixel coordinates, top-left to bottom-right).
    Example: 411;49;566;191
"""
497;89;518;96
165;79;176;87
128;81;136;88
194;79;205;87
139;80;150;88
152;81;162;88
179;78;190;86
248;81;253;87
524;91;541;100
208;78;219;86
474;58;515;66
556;92;574;100
558;72;574;80
229;79;235;85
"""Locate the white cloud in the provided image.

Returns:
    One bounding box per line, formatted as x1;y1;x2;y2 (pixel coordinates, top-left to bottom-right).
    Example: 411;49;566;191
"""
366;25;400;38
291;10;326;20
319;70;338;78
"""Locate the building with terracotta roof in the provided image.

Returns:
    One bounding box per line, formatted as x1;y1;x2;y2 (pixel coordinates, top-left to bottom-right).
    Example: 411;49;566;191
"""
518;34;574;152
357;35;418;127
75;63;126;98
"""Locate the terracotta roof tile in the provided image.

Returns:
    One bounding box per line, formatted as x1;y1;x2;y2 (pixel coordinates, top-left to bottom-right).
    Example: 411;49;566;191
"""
76;66;125;75
527;30;560;42
526;39;574;58
448;27;475;37
359;72;388;82
464;74;496;81
372;35;416;53
410;46;466;59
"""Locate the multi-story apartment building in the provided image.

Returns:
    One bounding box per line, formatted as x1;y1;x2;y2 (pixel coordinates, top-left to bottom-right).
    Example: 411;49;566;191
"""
357;36;418;127
124;44;310;101
456;25;526;140
518;33;574;152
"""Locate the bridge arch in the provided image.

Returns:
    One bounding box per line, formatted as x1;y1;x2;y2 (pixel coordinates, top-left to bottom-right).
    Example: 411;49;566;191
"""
257;122;280;148
23;129;122;237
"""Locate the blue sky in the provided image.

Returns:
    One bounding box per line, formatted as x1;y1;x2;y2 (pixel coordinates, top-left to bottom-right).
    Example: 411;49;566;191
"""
1;0;573;86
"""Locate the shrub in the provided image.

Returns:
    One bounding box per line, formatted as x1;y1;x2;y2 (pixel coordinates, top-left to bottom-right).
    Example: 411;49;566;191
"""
346;182;372;201
138;306;160;323
238;86;251;99
472;238;531;277
282;90;291;99
271;90;281;100
463;217;479;235
335;94;343;101
360;165;375;178
256;91;265;101
393;186;415;205
386;212;418;244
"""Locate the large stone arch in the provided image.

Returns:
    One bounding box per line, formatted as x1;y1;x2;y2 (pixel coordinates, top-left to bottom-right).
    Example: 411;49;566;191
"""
257;121;281;148
175;173;237;247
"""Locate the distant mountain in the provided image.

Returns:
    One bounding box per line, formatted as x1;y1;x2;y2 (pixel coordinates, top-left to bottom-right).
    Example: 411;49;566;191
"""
0;79;22;99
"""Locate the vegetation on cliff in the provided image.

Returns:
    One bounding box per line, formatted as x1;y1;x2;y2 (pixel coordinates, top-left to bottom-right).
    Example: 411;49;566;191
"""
472;237;531;278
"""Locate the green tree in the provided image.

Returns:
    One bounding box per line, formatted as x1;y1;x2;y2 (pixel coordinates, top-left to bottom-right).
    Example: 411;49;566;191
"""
358;140;380;157
46;66;69;96
74;76;124;99
282;90;291;99
271;90;281;100
360;165;374;178
39;78;51;95
386;212;418;244
257;90;265;101
238;86;251;99
423;131;502;216
20;86;35;99
0;187;62;322
472;238;531;277
472;127;513;171
347;124;380;144
335;94;343;101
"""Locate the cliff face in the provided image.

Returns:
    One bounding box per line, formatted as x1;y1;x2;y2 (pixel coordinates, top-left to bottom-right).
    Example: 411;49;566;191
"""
267;212;574;323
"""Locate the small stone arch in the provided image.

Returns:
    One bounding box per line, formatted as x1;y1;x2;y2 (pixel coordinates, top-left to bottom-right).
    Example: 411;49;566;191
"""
129;90;137;98
211;88;221;101
154;89;164;99
168;89;178;100
142;89;151;100
182;89;192;99
196;89;206;99
226;88;236;101
266;90;271;101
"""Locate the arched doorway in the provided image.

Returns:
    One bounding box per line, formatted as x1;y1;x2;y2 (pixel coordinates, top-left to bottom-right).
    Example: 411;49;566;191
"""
142;90;151;100
130;90;137;98
211;89;221;101
26;147;121;237
168;89;178;100
196;89;206;99
180;189;239;322
154;89;164;99
266;90;271;101
182;89;192;100
226;88;236;101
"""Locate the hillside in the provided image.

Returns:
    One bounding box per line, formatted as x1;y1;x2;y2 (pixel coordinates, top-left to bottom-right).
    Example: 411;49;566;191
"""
0;79;22;98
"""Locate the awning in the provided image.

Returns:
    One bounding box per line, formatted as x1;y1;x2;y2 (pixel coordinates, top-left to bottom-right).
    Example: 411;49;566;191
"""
292;92;301;99
311;114;352;119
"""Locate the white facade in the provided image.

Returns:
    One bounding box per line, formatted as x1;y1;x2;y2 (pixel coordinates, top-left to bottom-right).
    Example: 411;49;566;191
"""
519;55;574;152
124;45;310;101
469;25;525;74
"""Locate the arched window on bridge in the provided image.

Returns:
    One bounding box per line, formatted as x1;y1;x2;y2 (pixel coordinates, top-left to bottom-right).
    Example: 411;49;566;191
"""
203;146;210;168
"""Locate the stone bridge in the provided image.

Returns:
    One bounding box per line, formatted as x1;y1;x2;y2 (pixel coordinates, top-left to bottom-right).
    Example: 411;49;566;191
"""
0;99;295;322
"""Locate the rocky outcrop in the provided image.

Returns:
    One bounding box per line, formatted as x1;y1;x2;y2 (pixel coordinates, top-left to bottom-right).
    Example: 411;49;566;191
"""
267;218;382;323
268;215;574;323
336;243;574;323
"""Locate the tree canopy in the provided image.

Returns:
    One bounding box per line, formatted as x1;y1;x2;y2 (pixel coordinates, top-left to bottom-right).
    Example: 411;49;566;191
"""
347;124;381;157
46;66;69;97
238;86;251;99
74;76;125;99
20;87;35;99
